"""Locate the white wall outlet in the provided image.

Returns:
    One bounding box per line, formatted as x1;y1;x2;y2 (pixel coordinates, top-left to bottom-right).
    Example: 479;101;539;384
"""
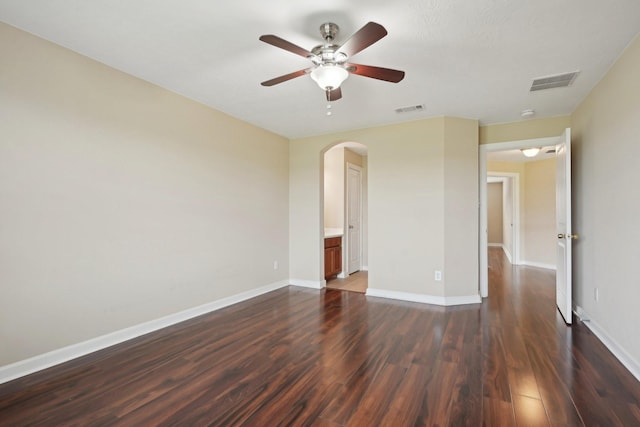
434;270;442;281
594;287;599;302
273;261;278;270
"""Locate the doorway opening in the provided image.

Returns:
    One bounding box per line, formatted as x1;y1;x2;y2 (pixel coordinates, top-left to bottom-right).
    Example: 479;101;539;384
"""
487;173;519;266
321;142;368;293
479;135;562;298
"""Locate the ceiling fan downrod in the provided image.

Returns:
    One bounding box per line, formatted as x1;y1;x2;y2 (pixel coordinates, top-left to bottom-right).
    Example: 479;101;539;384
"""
319;23;339;43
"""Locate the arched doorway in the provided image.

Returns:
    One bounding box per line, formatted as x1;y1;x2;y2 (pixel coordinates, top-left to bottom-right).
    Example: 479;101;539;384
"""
321;141;368;292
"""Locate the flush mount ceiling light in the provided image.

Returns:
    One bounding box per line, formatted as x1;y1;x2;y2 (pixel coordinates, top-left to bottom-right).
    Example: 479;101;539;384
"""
521;147;541;157
521;109;536;118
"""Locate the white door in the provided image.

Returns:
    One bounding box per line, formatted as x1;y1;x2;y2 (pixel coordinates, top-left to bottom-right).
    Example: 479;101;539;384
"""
556;128;573;324
347;164;362;274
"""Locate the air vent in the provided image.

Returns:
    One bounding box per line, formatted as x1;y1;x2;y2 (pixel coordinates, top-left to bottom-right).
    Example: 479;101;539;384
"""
395;104;425;113
545;148;556;154
530;71;579;91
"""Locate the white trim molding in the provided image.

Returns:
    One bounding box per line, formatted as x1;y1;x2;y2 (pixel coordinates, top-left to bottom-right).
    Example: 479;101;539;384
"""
289;279;325;289
0;280;289;385
366;288;481;306
520;261;557;270
361;265;369;271
488;243;503;248
574;305;640;382
502;246;513;264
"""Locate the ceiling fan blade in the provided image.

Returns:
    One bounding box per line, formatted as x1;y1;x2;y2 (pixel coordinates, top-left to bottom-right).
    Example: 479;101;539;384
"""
336;22;388;58
346;63;405;83
259;35;315;59
261;68;313;87
326;87;342;102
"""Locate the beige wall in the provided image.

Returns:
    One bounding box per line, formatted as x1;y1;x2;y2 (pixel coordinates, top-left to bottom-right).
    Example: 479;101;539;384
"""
0;23;290;366
290;117;478;299
480;116;571;145
572;35;640;367
524;159;556;267
323;148;344;229
443;117;479;297
487;182;503;244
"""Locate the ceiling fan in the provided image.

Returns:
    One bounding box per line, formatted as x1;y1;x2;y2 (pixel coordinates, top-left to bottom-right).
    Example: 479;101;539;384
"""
259;22;405;102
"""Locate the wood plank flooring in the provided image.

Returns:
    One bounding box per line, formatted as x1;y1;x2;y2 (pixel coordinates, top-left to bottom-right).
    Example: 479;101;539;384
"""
326;271;368;293
1;247;639;426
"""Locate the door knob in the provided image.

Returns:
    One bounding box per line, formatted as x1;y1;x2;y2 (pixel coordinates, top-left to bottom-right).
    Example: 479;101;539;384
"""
349;225;354;229
558;233;579;240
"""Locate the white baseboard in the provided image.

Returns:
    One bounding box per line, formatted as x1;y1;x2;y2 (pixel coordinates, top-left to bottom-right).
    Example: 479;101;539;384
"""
290;279;325;289
574;305;640;382
361;265;369;271
0;280;289;385
488;243;503;248
503;247;513;264
520;260;556;270
366;288;481;306
574;305;590;321
337;272;348;279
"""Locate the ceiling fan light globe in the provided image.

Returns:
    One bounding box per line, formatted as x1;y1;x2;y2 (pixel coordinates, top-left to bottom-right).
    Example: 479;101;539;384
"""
310;65;349;90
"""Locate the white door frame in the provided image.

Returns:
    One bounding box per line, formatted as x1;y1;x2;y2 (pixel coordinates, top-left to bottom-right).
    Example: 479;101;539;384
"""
479;136;558;298
345;162;363;275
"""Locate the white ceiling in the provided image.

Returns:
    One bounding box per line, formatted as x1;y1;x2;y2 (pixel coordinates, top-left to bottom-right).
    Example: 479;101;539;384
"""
1;1;639;139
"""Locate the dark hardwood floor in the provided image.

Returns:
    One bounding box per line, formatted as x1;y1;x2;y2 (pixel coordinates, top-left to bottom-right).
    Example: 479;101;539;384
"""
1;247;639;426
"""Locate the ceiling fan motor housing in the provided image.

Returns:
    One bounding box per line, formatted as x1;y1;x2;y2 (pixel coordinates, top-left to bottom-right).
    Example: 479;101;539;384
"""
311;44;344;63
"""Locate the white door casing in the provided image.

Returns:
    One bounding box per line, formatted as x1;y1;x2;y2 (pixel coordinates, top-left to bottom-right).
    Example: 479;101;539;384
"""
479;133;565;298
555;128;573;324
346;163;362;274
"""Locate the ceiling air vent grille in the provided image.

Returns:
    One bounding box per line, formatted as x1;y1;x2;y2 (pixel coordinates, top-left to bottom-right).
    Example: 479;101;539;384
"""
530;71;579;91
395;104;425;113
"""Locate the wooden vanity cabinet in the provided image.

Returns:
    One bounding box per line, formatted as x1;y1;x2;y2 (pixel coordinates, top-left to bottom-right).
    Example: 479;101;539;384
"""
324;236;342;279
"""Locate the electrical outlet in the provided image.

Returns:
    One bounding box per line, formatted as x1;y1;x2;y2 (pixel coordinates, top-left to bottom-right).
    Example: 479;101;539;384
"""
594;287;599;302
273;261;279;270
434;271;442;281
